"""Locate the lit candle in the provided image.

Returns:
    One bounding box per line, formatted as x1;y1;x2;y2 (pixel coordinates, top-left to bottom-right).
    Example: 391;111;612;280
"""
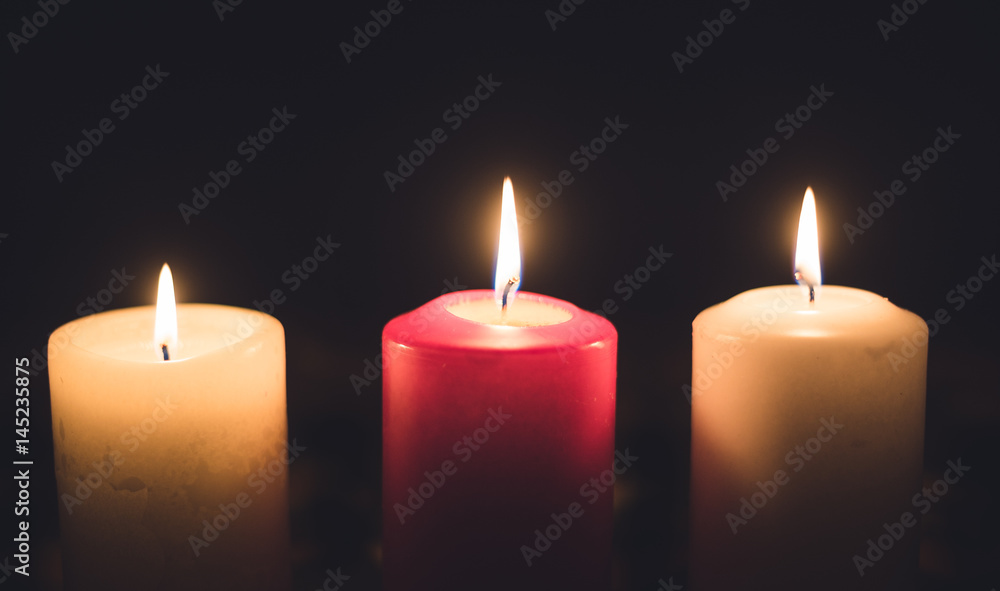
382;178;618;590
689;188;928;589
48;264;290;591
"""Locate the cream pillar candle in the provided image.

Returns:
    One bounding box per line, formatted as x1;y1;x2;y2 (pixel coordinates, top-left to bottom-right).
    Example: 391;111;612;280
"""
689;189;928;590
48;265;290;591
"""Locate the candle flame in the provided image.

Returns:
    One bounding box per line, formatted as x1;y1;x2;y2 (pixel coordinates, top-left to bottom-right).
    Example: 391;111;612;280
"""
794;187;822;303
494;177;521;310
154;263;178;361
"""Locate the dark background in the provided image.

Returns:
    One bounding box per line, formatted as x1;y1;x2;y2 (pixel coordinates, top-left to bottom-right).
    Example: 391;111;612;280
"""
3;0;998;589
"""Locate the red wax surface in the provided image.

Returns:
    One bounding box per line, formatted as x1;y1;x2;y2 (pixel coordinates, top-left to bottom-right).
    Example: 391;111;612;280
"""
382;290;617;590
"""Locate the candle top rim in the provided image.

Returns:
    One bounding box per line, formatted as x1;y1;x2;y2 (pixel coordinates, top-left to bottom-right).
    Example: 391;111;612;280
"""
694;284;926;339
726;284;883;310
49;303;283;364
446;295;573;327
384;289;617;353
444;289;580;325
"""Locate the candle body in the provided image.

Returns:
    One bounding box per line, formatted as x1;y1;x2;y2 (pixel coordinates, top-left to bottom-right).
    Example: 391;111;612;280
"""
690;286;927;590
382;290;617;591
48;304;290;591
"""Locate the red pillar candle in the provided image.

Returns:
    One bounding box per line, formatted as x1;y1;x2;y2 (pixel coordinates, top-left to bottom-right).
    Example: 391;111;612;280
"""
382;179;617;590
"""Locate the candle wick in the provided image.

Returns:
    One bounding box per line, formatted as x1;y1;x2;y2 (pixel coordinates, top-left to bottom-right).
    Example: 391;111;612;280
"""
161;344;170;361
794;270;816;304
500;276;519;324
501;277;518;309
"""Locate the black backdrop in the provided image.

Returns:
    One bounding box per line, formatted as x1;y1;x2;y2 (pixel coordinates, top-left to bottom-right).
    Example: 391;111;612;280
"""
3;0;998;589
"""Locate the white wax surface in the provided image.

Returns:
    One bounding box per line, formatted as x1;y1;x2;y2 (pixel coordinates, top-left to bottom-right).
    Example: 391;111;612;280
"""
68;305;264;362
447;296;572;326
